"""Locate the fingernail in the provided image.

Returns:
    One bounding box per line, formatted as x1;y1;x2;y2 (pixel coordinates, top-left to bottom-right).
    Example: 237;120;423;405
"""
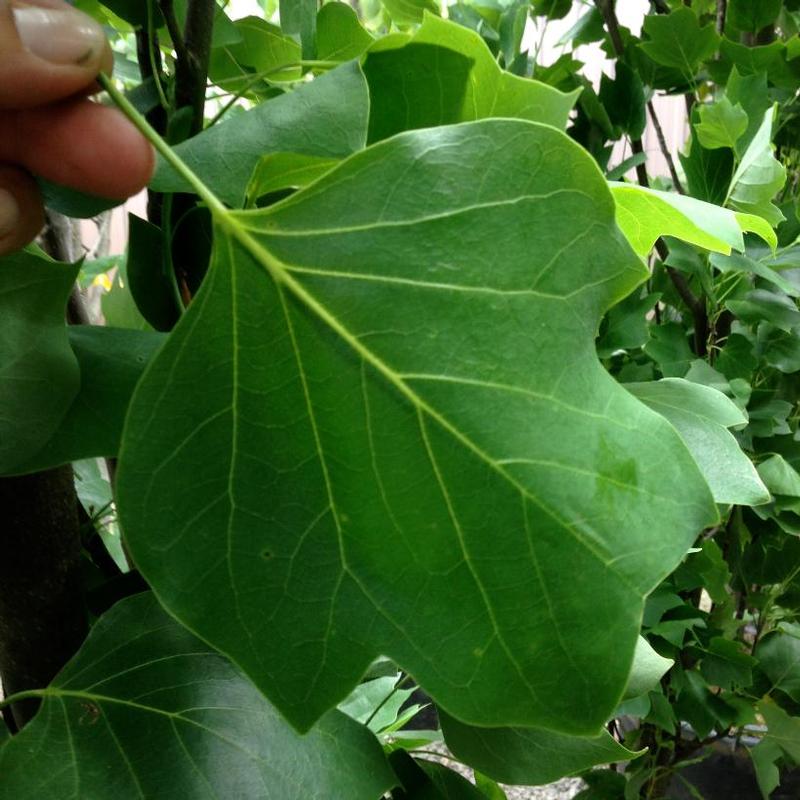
0;189;19;238
12;4;106;66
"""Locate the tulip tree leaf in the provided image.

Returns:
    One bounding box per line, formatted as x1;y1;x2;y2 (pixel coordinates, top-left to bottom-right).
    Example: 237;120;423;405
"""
0;248;80;474
382;0;440;26
8;327;164;476
695;97;749;151
610;183;776;257
0;593;394;800
439;709;644;785
726;106;787;227
151;61;369;206
757;628;800;701
117;119;717;736
728;0;781;34
316;2;373;62
638;8;720;79
363;14;579;143
625;378;770;506
623;636;674;701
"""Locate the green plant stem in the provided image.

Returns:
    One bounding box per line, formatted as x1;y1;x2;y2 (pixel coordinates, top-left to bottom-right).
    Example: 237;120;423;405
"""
99;74;226;217
0;689;46;712
147;0;169;111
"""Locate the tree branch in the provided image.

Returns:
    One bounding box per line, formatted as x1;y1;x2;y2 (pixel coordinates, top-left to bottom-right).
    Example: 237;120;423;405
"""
0;468;86;730
158;0;188;64
647;100;686;194
716;0;727;35
595;0;708;355
174;0;216;136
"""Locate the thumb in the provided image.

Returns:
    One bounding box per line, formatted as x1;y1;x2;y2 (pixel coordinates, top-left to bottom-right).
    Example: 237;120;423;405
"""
0;0;114;107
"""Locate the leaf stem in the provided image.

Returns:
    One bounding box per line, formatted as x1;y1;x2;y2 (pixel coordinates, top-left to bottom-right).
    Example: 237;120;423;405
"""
98;73;226;217
0;689;47;711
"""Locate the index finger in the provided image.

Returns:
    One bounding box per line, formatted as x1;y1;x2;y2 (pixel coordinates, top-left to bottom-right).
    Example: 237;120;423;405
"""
0;0;114;107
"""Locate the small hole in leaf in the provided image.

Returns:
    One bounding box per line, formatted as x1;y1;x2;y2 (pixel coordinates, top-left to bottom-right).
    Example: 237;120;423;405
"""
260;549;273;561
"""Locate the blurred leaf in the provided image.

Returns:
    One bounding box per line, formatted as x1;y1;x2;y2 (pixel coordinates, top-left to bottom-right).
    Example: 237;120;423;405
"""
695;97;748;150
626;378;769;506
728;0;781;33
0;249;79;474
0;593;394;800
152;61;369;206
317;2;373;61
699;637;757;690
757;454;800;498
623;636;674;700
9;327;164;475
757;628;800;701
440;710;643;786
362;15;578;144
381;0;439;26
727;106;786;227
597;292;660;357
638;8;719;78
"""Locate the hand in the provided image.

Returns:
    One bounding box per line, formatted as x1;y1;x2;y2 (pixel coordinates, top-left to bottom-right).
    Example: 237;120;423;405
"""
0;0;154;256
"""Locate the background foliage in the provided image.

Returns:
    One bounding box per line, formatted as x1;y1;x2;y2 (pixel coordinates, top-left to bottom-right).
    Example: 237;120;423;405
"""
4;0;800;797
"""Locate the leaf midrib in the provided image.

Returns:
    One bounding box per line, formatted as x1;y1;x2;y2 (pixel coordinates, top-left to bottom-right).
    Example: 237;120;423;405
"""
218;215;638;592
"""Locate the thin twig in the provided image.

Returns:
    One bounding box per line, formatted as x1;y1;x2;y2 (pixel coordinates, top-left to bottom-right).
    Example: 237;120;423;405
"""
158;0;188;63
647;100;686;194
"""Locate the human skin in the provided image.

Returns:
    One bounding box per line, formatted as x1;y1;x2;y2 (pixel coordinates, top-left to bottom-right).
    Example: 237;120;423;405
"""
0;0;154;255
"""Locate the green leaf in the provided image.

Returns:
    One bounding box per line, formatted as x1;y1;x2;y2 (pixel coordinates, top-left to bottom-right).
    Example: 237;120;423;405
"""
728;0;781;33
596;292;660;357
727;290;800;331
756;628;800;701
100;0;162;27
610;183;774;257
209;16;302;86
382;0;440;26
574;771;627;800
750;737;784;800
338;675;415;732
695;96;748;150
0;593;394;799
117;119;717;734
8;327;164;475
37;178;121;219
638;8;720;78
316;2;373;62
0;249;79;474
279;0;316;57
389;751;486;799
625;378;770;506
757;454;800;497
623;636;674;701
754;699;800;773
699;637;757;690
726;106;786;227
680;128;735;205
709;252;799;297
439;710;644;786
127;215;180;331
725;68;770;156
245;153;341;206
362;14;579;143
599;63;646;140
644;322;695;378
531;0;571;20
151;61;369;206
